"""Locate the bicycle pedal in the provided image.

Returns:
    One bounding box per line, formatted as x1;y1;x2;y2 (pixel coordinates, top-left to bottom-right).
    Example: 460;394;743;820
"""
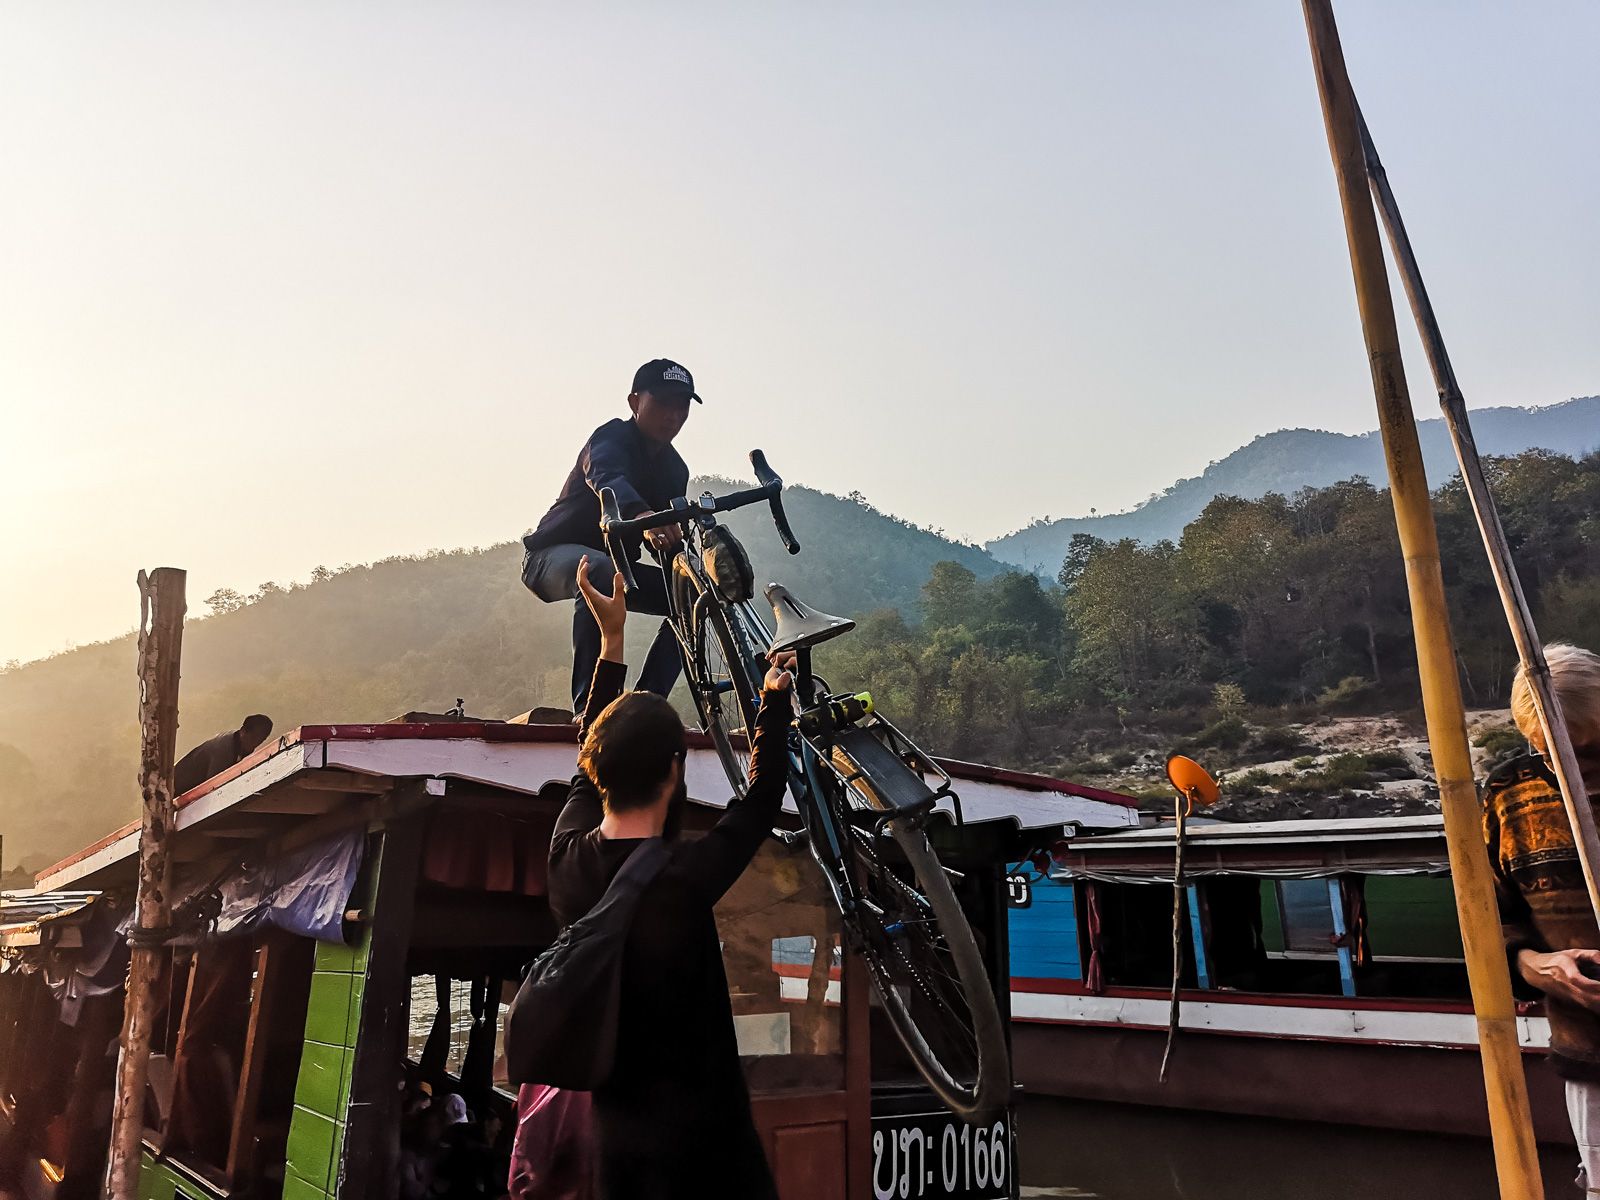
770;828;809;852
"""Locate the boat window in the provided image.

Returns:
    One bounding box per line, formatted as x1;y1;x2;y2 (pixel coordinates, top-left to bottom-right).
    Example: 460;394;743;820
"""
407;974;513;1094
1200;877;1268;991
1364;875;1464;961
1274;879;1339;957
1096;882;1192;988
716;840;845;1094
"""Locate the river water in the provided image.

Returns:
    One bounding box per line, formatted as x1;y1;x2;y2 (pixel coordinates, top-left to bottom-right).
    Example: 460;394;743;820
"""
1015;1095;1577;1200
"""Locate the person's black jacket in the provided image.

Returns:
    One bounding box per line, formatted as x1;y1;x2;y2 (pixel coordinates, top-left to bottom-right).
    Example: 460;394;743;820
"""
524;419;689;556
546;659;785;1199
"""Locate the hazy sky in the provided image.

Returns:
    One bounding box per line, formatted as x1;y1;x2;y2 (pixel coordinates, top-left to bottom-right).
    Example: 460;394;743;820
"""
3;2;1597;665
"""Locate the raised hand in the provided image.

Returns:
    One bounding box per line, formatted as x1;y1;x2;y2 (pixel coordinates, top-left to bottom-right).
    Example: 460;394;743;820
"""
577;556;628;656
762;661;794;693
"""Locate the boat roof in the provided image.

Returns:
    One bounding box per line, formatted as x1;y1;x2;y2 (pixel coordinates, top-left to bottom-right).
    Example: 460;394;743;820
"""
37;721;1141;893
0;890;100;948
1053;814;1449;880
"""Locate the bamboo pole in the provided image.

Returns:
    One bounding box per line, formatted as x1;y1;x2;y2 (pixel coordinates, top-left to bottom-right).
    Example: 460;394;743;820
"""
106;568;186;1200
1300;5;1542;1197
1358;108;1600;926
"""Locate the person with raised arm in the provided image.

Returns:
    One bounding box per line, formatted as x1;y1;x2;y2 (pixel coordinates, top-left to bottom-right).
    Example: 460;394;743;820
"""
541;555;791;1199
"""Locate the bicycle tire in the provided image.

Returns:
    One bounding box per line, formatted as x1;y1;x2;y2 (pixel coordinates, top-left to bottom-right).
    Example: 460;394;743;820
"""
848;818;1010;1122
688;582;764;796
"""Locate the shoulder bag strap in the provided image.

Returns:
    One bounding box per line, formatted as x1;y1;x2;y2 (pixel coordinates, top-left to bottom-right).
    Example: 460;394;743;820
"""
575;838;673;927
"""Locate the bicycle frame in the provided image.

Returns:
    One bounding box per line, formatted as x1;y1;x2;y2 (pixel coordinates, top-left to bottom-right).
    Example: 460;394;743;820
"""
654;544;870;924
597;458;958;933
596;451;1009;1119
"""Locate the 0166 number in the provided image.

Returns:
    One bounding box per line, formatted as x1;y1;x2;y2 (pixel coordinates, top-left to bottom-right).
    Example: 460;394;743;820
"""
871;1113;1009;1200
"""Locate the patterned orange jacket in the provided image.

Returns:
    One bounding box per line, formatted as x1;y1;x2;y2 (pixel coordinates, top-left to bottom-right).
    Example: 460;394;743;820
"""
1483;752;1600;1078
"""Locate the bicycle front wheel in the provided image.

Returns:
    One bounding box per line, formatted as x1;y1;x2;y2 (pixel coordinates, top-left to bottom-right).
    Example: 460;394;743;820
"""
849;819;1010;1122
689;589;764;796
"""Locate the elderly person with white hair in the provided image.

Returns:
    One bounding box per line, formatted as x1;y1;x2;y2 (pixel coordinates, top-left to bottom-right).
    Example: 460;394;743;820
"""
1483;642;1600;1194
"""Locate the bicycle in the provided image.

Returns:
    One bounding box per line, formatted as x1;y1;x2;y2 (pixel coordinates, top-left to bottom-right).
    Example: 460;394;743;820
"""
598;450;1010;1122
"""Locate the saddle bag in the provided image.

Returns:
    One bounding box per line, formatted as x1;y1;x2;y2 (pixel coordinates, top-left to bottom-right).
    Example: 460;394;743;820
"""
503;839;672;1090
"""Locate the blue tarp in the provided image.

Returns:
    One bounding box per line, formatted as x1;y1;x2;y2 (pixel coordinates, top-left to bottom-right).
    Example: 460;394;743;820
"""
213;829;364;943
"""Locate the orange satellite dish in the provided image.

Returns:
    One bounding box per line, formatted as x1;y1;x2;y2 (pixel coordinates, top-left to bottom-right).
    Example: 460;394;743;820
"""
1165;754;1220;807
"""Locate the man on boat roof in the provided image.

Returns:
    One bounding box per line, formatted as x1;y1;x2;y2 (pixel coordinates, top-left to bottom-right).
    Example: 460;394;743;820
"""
520;359;700;714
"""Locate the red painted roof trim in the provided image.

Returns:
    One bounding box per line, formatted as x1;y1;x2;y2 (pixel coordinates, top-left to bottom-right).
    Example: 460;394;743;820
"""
37;721;1136;884
931;757;1141;808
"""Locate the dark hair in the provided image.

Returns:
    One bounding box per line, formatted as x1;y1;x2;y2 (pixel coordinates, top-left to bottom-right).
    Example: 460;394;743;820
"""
577;692;686;813
240;714;273;740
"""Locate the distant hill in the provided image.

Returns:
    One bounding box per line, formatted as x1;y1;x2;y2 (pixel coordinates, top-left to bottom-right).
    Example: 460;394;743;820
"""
987;396;1600;573
0;482;1002;874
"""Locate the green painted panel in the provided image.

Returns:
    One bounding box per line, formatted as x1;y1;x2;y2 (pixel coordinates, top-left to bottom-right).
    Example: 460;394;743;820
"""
345;969;366;1039
304;971;354;1045
1365;875;1465;959
293;846;383;1195
294;1041;351;1119
1261;879;1286;952
137;1158;222;1200
139;1157;176;1200
339;1046;354;1115
330;1121;347;1188
281;1169;328;1200
314;938;367;974
286;1106;340;1193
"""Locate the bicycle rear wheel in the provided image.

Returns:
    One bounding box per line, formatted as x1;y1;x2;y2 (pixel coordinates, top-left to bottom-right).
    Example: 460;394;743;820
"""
847;818;1010;1122
688;586;764;796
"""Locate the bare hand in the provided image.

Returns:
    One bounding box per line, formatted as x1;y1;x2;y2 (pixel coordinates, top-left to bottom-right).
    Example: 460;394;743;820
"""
576;556;628;649
770;649;798;674
1518;948;1600;1011
637;513;682;555
762;662;794;693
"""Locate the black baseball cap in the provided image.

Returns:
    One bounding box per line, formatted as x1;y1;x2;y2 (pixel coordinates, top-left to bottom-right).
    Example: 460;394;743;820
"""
632;358;701;403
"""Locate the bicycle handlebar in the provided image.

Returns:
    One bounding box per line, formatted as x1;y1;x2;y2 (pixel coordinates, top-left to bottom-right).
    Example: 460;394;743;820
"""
599;449;801;595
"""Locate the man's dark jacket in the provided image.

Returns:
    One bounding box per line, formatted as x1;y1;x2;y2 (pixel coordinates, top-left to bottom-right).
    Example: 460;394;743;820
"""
524;418;689;555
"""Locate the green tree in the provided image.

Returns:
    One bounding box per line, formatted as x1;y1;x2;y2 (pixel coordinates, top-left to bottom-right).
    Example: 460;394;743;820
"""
921;561;981;631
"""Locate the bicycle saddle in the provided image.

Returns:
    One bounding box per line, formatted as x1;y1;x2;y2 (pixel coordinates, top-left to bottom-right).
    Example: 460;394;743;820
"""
765;582;855;654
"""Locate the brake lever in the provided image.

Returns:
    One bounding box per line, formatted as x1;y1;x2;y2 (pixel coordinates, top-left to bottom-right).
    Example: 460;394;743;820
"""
598;487;639;596
749;449;801;556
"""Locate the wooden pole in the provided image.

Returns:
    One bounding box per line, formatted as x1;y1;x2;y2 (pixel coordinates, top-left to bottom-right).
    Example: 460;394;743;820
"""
1300;5;1542;1197
106;568;186;1200
1358;108;1600;926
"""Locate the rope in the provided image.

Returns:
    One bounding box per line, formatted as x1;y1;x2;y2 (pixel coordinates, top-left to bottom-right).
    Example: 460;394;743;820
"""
1158;792;1192;1083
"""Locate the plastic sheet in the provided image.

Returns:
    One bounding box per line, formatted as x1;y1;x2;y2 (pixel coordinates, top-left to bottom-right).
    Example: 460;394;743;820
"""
213;829;364;943
41;899;127;1025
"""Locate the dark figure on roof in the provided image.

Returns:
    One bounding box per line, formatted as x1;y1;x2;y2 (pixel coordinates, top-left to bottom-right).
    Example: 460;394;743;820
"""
520;359;700;715
174;714;273;795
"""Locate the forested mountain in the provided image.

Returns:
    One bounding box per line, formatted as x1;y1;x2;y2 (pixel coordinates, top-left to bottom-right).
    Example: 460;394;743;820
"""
5;440;1598;879
988;396;1600;571
0;483;1001;875
822;448;1600;792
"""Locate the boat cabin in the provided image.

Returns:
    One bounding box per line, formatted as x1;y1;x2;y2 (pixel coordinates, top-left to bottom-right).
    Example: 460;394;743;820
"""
2;720;1139;1200
1005;814;1569;1140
